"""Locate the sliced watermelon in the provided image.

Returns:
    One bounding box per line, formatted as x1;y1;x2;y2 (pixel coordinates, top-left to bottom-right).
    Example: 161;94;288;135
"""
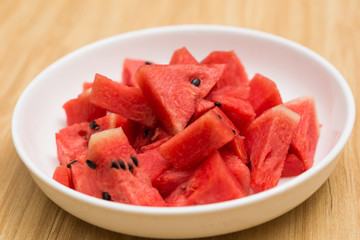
135;64;225;134
153;167;195;198
137;149;171;184
207;93;256;134
169;47;199;64
207;85;250;101
89;73;157;127
281;153;306;177
248;73;283;117
55;113;131;165
220;149;251;195
158;107;237;169
122;58;152;87
52;165;72;188
166;151;246;206
245;105;300;192
63;88;107;126
201;50;248;88
84;127;165;206
284;96;320;170
224;135;249;164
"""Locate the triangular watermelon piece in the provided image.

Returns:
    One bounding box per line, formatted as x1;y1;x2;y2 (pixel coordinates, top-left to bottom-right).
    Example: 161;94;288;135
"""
135;64;225;134
245;105;300;193
89;73;157;127
201;50;248;88
284;96;320;170
63;88;107;126
121;58;153;87
158;107;237;169
169;47;199;64
166;151;246;206
207;93;256;134
84;127;165;206
248;73;283;117
281;153;306;177
52;165;72;188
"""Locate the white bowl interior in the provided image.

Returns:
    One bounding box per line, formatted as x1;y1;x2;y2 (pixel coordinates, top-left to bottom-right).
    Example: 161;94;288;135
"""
12;25;355;238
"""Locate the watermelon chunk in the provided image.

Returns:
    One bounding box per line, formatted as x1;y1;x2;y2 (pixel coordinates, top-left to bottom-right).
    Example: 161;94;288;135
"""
135;64;225;134
281;153;306;177
55;113;131;165
248;73;283;117
89;73;157;127
201;50;248;88
224;135;249;164
52;165;72;188
152;167;195;198
169;47;199;64
137;149;171;184
158;107;237;169
207;93;256;134
284;96;320;170
122;58;152;87
220;149;251;195
84;127;165;206
63;88;107;126
245;105;300;192
166;151;246;206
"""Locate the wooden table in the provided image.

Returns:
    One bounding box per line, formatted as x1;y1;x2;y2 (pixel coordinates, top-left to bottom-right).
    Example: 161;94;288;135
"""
1;0;359;239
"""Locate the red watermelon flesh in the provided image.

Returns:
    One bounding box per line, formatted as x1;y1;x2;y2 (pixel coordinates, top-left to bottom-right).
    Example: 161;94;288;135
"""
207;85;250;101
82;82;93;91
89;73;157;127
137;149;171;184
122;58;152;87
55;113;131;165
190;99;215;122
153;167;195;198
207;94;256;135
158;107;237;169
284;96;320;170
281;152;306;177
224;135;249;164
220;149;251;195
63;88;107;126
85;127;165;206
201;50;248;88
52;165;72;188
132;124;172;152
135;64;225;134
245;105;300;193
166;151;246;206
248;73;283;117
169;47;199;65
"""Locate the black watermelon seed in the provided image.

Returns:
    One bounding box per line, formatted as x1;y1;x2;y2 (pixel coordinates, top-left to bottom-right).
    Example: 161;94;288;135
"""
131;155;138;167
102;192;111;201
85;160;97;169
89;121;100;130
217;114;222;119
232;129;236;135
145;61;152;65
214;102;222;107
128;163;134;173
143;128;149;138
66;160;78;168
118;160;126;170
111;161;119;169
190;78;201;87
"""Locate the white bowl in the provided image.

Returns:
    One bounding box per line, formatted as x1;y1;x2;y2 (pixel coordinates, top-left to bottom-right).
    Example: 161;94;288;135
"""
12;25;355;239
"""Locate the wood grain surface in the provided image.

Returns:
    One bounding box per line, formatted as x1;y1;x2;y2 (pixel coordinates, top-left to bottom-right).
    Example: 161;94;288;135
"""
1;0;359;239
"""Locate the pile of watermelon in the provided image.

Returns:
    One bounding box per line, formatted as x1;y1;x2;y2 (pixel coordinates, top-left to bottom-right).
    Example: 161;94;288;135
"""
53;47;320;207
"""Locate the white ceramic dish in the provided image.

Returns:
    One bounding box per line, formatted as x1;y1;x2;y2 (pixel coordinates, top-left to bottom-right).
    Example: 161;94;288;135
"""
12;25;355;239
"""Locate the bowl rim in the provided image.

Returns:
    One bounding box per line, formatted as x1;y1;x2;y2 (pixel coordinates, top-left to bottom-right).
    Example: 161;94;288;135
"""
11;24;356;216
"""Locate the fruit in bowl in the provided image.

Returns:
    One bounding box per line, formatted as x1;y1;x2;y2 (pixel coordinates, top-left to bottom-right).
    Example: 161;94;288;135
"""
12;25;355;239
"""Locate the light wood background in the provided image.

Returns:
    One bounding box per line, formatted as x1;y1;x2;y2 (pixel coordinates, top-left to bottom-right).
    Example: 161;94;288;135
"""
1;0;359;239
